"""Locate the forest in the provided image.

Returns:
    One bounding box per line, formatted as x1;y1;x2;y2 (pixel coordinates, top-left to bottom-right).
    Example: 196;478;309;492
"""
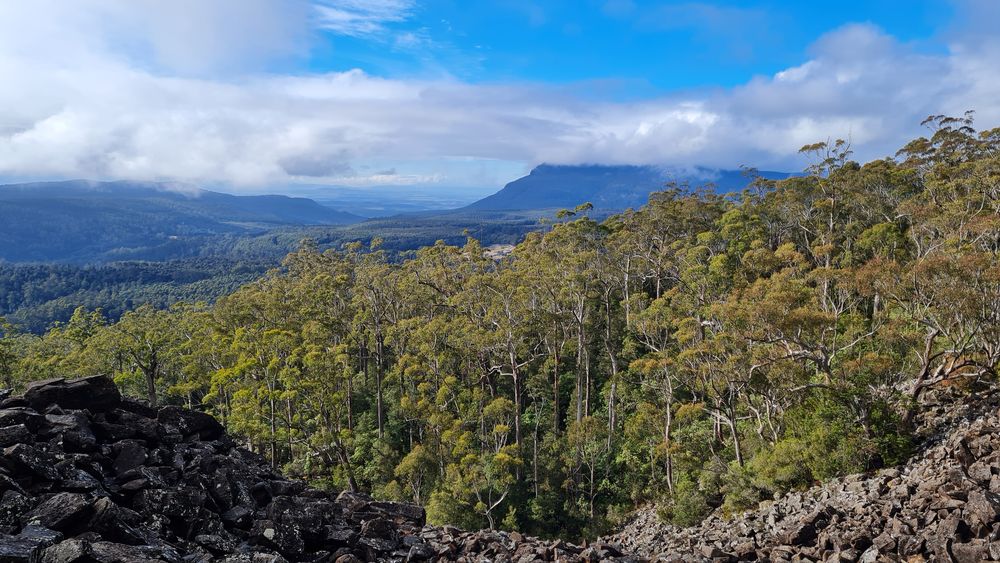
0;210;544;332
0;258;273;333
1;114;997;540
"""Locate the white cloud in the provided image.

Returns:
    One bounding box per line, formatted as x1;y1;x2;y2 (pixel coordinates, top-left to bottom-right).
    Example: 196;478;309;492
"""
314;0;415;37
0;2;999;189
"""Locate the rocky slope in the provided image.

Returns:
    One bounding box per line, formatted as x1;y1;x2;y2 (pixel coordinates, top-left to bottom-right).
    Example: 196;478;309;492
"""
606;389;1000;562
0;376;634;562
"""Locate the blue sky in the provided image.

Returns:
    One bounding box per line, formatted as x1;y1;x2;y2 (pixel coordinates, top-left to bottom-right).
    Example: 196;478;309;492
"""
0;1;997;193
305;1;952;90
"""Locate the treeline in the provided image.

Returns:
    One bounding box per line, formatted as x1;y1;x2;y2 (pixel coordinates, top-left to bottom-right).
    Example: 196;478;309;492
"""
3;114;999;539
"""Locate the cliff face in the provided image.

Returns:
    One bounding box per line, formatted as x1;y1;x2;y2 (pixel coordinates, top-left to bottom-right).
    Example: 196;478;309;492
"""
606;389;1000;562
0;376;634;563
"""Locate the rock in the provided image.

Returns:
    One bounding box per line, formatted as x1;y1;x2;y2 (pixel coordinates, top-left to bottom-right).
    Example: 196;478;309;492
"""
0;490;33;532
699;545;732;559
0;424;32;447
406;542;435;561
221;505;254;528
0;525;63;562
951;540;989;563
0;408;42;431
195;533;238;554
24;376;121;412
871;532;895;553
40;539;90;563
21;493;94;533
88;497;148;545
368;501;427;526
133;487;206;524
777;510;825;546
965;489;1000;527
157;405;224;440
251;519;305;557
88;541;165;563
2;443;61;481
111;440;147;475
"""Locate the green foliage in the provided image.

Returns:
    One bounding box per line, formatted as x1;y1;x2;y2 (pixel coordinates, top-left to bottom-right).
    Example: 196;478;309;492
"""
658;476;710;527
748;397;912;495
747;436;814;494
4;115;998;538
720;462;762;516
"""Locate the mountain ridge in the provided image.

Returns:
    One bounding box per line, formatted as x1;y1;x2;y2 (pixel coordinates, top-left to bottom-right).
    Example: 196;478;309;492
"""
464;164;792;212
0;180;362;263
0;180;363;225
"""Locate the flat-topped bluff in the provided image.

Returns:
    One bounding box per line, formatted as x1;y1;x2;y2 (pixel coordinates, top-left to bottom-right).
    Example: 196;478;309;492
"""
0;376;635;563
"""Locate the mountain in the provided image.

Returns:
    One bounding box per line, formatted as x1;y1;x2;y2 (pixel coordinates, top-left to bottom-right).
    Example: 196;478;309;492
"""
464;164;792;212
0;180;363;263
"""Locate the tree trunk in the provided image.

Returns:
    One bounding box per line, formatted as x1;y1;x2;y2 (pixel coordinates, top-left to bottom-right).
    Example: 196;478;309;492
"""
335;441;360;493
144;366;158;407
664;402;673;493
269;394;278;469
144;352;158;407
375;334;385;440
510;350;522;447
286;398;294;463
589;463;596;518
533;408;540;498
575;327;584;424
552;344;561;435
728;415;744;467
346;367;354;431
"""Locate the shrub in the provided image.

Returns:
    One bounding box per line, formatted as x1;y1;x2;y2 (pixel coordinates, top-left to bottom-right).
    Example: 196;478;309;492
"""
721;462;762;515
658;475;711;527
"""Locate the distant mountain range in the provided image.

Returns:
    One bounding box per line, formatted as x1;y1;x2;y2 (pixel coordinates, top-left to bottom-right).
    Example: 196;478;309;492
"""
0;180;362;262
0;166;793;263
464;164;792;212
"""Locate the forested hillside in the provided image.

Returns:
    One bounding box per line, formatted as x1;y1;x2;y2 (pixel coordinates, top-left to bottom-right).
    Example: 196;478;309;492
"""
0;180;361;262
2;115;998;541
0;259;274;333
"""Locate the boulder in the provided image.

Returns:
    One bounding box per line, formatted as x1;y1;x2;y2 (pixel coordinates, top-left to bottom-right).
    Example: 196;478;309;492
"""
40;538;90;563
157;405;224;440
21;493;94;533
24;376;121;412
0;525;63;562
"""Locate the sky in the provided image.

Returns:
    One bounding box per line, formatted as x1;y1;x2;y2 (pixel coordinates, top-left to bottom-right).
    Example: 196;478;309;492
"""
0;0;998;193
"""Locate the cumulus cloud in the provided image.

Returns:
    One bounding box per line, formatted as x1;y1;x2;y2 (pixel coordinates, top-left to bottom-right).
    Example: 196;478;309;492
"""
0;1;999;189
